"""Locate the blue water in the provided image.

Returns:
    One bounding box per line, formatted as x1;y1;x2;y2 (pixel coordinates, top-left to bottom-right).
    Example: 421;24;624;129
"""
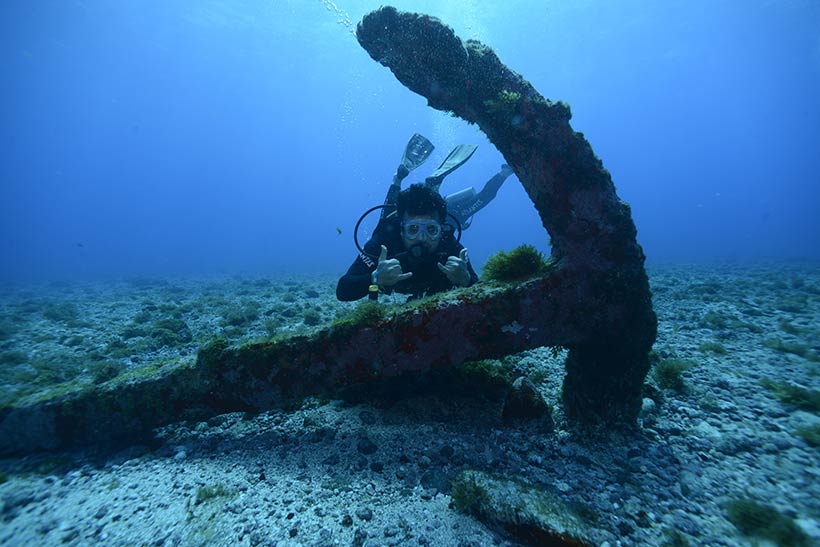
2;0;819;282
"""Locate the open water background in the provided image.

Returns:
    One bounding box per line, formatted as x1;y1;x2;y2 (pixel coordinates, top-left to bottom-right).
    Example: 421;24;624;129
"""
2;0;819;282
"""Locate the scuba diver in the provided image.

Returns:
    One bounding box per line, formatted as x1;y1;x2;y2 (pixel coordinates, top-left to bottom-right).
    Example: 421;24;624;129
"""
336;183;478;302
380;133;514;229
336;134;511;302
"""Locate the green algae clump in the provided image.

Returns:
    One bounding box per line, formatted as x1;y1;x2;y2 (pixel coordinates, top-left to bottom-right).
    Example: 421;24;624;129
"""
760;379;820;413
796;424;820;448
483;89;522;116
332;301;385;328
482;244;550;282
453;359;515;400
195;483;233;504
653;358;691;392
725;498;810;547
451;471;491;514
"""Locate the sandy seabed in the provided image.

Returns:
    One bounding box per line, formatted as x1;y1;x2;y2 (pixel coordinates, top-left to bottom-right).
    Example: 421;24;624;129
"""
0;262;818;547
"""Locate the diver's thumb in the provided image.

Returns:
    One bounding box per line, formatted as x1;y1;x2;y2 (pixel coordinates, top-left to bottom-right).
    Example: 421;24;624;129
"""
379;245;388;263
459;248;469;262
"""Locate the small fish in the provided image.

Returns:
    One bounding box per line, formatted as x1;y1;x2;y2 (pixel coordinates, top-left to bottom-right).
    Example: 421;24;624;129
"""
76;242;85;248
336;227;343;235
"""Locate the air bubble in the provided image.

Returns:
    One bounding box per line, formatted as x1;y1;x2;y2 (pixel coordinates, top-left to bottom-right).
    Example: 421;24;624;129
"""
317;0;355;34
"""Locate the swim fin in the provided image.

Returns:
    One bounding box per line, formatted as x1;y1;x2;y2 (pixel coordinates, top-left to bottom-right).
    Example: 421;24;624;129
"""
400;133;435;174
425;144;478;191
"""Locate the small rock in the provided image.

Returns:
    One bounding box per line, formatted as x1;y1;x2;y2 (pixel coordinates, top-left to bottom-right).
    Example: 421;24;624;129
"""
355;507;374;521
38;519;58;534
616;520;634;536
501;377;553;429
773;436;793;450
402;469;420;488
352;528;368;547
420;469;451;493
450;470;589;545
357;437;378;455
359;411;377;425
640;397;656;416
61;527;80;543
2;489;36;518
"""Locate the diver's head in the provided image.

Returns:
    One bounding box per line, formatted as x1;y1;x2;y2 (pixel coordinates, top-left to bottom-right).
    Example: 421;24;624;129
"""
397;184;446;257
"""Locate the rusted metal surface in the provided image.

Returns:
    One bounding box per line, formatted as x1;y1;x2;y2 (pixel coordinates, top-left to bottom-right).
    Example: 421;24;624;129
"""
356;6;656;423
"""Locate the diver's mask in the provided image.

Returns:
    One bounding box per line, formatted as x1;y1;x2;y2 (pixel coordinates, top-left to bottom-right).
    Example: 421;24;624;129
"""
402;220;442;260
402;220;442;241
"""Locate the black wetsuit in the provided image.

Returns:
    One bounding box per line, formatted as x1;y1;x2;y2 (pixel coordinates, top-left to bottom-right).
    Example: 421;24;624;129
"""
336;218;478;302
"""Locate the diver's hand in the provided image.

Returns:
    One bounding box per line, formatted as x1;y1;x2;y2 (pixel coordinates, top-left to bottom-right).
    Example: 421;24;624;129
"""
499;164;514;177
374;245;413;286
438;248;471;287
394;164;410;183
